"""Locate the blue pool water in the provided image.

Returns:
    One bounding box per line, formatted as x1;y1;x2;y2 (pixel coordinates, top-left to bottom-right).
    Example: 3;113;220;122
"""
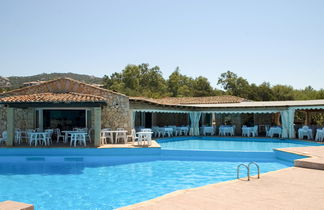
0;156;291;210
157;137;320;152
0;137;317;209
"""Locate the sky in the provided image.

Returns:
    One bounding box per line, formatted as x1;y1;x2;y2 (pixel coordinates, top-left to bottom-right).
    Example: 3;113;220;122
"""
0;0;324;90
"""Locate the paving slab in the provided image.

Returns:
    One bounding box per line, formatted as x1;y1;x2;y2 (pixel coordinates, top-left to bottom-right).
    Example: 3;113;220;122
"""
120;145;324;210
120;167;324;210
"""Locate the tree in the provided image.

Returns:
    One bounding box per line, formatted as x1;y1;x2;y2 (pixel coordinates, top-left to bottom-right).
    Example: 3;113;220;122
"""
167;67;195;97
217;71;251;98
103;63;168;98
271;85;295;101
192;76;215;97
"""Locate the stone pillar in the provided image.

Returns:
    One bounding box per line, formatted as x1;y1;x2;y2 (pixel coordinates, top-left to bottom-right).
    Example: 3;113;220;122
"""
93;107;101;147
27;108;35;129
6;107;15;146
38;109;43;131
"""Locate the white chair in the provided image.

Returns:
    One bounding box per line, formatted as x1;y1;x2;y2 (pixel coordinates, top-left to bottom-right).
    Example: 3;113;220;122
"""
45;131;52;145
164;128;173;137
298;126;312;140
29;132;46;147
116;131;127;144
127;129;138;144
265;125;270;137
37;133;48;146
55;129;65;143
15;130;22;144
315;128;324;141
70;133;86;147
252;125;258;137
242;126;249;137
86;128;93;143
0;131;8;144
100;129;113;144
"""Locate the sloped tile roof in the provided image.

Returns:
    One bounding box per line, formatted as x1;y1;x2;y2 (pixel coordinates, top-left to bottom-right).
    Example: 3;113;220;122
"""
0;92;106;103
1;77;126;97
130;96;247;106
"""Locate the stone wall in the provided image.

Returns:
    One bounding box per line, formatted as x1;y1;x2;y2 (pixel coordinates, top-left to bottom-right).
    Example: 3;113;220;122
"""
0;107;36;135
0;106;6;135
101;95;131;130
15;108;35;131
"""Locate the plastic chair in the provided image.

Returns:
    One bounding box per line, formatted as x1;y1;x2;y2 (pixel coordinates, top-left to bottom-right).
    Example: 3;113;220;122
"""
55;129;65;143
0;131;8;144
127;129;138;144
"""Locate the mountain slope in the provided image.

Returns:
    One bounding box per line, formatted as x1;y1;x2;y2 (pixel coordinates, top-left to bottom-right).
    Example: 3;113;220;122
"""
6;73;103;89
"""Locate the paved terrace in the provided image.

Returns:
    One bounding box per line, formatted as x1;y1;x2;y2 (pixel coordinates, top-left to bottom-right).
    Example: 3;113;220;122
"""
120;145;324;210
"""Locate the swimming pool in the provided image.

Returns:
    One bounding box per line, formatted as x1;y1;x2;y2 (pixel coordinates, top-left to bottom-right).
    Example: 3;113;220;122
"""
0;138;315;209
157;137;320;152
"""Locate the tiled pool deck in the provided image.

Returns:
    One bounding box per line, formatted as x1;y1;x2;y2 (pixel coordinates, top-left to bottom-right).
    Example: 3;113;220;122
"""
120;145;324;210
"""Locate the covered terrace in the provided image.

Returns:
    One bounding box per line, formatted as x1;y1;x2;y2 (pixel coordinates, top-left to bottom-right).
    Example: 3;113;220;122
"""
130;97;324;140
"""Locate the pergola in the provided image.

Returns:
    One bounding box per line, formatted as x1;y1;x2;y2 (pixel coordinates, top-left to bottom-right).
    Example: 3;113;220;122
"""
130;99;324;138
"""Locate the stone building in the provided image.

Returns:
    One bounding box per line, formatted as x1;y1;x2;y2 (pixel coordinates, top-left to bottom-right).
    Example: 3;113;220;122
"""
0;77;130;146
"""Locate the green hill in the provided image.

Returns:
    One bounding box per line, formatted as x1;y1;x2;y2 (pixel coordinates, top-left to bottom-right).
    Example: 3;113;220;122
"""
6;73;103;89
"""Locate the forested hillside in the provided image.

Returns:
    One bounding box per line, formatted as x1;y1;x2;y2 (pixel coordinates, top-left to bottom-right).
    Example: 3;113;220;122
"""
103;63;324;101
5;73;102;89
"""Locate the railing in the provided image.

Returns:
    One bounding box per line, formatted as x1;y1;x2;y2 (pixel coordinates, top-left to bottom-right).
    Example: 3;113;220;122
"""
237;162;260;181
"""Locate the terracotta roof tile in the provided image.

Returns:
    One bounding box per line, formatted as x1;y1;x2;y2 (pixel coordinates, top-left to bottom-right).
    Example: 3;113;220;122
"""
0;92;106;103
1;77;126;97
130;96;247;105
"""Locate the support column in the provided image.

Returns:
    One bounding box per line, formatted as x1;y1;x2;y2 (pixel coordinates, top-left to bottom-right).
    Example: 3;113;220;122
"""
130;110;136;129
6;107;15;146
38;109;43;131
274;113;281;126
93;107;101;147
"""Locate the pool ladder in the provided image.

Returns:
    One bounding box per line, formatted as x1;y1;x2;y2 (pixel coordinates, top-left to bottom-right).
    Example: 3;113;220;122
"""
237;162;260;181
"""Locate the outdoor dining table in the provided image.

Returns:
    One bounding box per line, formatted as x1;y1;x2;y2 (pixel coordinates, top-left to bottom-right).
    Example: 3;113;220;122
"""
200;126;214;136
298;128;313;140
136;131;153;145
242;126;255;137
267;127;282;138
315;129;324;141
219;126;234;136
178;127;189;135
62;131;84;143
28;132;48;146
102;130;128;144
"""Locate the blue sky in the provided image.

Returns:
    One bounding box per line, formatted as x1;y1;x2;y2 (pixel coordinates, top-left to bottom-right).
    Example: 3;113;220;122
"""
1;0;324;89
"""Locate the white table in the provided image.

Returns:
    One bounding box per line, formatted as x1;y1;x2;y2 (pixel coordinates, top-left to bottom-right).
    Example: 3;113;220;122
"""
103;130;128;144
242;127;254;137
219;126;235;136
268;127;282;138
200;126;214;136
179;127;189;135
298;128;313;140
136;131;153;145
70;132;87;147
28;132;47;146
315;129;324;141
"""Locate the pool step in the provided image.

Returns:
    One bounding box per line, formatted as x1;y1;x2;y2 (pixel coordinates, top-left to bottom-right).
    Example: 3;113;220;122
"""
237;162;260;181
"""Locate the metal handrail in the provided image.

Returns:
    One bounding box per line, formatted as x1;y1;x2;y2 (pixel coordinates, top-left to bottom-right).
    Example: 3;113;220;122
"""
248;162;260;179
237;164;250;181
